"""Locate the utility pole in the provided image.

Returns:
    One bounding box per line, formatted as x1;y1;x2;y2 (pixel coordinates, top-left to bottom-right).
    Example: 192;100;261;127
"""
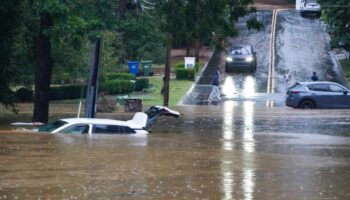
85;37;103;118
163;33;172;106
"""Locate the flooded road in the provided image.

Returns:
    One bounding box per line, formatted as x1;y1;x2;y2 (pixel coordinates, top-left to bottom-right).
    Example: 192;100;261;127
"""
184;9;342;107
2;106;350;199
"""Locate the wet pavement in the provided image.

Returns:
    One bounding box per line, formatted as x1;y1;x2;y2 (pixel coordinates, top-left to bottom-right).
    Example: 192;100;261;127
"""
184;10;342;107
2;106;350;199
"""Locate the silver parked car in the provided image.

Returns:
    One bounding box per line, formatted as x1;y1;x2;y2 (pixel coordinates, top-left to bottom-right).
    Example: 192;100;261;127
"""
225;44;257;73
300;0;321;17
286;81;350;109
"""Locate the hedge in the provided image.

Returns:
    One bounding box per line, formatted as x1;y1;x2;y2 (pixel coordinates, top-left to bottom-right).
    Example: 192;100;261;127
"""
101;72;135;82
49;75;144;100
176;68;195;80
135;78;149;91
50;85;87;100
15;87;33;102
99;80;134;95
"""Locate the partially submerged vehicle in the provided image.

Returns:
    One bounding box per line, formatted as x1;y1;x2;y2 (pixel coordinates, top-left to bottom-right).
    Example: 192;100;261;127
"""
12;106;180;134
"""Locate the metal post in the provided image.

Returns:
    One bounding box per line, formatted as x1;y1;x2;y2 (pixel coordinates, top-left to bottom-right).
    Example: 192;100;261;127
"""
85;37;103;118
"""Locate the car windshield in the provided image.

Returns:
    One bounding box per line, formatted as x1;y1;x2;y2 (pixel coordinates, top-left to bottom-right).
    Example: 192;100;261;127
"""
230;45;252;55
38;120;67;132
306;0;318;3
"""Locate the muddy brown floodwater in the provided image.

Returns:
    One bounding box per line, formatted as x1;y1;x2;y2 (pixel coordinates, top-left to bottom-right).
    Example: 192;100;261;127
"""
1;105;350;199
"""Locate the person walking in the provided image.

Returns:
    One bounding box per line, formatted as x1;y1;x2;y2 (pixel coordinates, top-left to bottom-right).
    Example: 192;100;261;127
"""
283;69;292;90
208;68;221;104
311;71;319;81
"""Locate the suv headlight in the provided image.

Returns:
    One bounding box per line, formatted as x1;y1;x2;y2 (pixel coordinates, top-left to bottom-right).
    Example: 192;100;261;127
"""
226;57;233;62
245;56;253;62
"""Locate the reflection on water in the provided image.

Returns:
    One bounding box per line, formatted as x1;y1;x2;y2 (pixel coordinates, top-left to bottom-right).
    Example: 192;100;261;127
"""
241;76;256;96
222;76;236;98
221;101;256;200
222;75;256;99
2;107;350;199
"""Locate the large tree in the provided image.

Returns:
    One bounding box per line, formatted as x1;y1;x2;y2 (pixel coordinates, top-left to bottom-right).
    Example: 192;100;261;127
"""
319;0;350;49
30;0;118;123
0;0;21;108
151;0;259;105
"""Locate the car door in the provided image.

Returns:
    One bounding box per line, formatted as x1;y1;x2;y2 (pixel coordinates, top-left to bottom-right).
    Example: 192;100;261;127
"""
329;84;350;108
307;84;335;108
61;124;91;134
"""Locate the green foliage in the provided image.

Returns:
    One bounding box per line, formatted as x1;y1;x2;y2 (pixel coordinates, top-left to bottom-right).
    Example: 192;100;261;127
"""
101;72;136;82
14;87;33;102
99;80;134;95
175;63;185;70
117;12;166;63
50;85;87;100
175;62;199;72
176;68;195;80
319;0;350;48
247;17;264;31
135;78;149;91
0;0;21;106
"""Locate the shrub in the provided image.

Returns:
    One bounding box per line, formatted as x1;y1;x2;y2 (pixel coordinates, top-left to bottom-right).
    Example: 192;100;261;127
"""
50;85;87;100
175;62;199;72
15;87;33;102
176;68;195;80
175;63;185;70
101;72;136;82
135;78;149;91
99;80;134;95
97;93;116;112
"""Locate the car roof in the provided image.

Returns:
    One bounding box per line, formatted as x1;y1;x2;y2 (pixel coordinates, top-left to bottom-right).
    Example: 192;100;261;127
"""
59;118;130;126
297;81;342;85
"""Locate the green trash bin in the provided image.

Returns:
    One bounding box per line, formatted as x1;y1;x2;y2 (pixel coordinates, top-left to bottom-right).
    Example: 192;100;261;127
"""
141;60;153;76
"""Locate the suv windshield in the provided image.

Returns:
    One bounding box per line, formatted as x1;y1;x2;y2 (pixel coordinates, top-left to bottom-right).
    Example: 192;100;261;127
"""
38;120;67;132
230;45;252;55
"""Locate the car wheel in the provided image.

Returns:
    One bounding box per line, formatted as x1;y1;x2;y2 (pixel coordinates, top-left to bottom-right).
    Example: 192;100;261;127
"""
299;100;316;109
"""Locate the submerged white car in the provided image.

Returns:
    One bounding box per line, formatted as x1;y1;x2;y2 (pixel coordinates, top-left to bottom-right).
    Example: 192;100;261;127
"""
13;106;180;134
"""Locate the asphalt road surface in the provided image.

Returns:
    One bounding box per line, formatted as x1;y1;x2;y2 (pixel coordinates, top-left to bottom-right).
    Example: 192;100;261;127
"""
184;10;341;107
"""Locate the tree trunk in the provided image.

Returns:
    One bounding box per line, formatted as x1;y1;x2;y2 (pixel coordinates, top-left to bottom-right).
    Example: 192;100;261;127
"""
163;33;172;106
186;43;191;56
119;0;127;18
194;0;200;64
32;12;53;123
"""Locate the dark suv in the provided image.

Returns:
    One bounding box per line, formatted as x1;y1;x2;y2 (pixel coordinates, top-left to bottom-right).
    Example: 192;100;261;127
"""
225;44;257;73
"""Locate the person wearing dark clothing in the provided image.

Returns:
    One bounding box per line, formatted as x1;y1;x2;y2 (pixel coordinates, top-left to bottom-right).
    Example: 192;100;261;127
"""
311;71;319;81
212;69;220;86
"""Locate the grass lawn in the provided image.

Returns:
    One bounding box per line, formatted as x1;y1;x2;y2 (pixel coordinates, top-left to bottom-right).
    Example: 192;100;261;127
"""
340;59;350;82
129;76;193;106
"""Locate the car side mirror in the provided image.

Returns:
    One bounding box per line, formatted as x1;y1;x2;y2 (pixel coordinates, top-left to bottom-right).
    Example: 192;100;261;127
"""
343;90;348;95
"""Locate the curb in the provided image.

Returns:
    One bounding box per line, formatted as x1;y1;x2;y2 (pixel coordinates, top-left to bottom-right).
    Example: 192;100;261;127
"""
178;49;216;105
